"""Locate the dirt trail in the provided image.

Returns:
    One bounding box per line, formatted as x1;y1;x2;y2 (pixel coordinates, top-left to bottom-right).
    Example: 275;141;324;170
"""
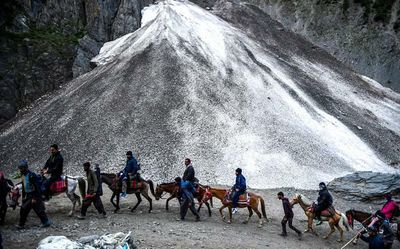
1;187;399;249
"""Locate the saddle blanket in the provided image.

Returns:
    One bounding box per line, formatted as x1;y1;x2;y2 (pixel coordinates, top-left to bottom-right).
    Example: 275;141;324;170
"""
129;180;143;189
309;206;336;216
224;190;250;205
50;178;67;193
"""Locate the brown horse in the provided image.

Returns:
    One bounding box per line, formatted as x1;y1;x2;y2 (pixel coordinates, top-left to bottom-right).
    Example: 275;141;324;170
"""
154;182;212;216
100;173;155;213
292;194;350;242
346;209;400;243
201;187;267;227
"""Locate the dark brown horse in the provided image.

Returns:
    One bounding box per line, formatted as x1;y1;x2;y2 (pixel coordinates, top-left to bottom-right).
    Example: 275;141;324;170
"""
201;187;268;227
100;173;155;213
346;209;400;243
154;182;212;216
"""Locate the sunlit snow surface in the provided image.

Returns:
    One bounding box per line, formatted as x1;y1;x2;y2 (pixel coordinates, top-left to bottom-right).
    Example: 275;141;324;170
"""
1;0;399;189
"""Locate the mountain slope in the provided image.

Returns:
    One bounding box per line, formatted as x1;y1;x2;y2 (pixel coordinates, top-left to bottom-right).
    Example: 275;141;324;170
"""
1;0;399;189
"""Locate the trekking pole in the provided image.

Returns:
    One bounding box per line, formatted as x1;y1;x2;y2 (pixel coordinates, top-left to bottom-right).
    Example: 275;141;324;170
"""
340;215;373;249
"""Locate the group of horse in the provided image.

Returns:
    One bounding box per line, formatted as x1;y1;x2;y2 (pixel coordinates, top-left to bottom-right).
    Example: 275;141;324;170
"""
8;173;400;245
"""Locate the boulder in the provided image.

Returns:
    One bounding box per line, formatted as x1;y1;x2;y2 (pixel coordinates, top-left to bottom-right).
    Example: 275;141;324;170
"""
328;171;400;202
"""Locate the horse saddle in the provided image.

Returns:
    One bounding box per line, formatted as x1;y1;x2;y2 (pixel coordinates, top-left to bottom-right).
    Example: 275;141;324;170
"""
309;205;336;217
224;190;250;205
128;179;144;190
50;177;67;194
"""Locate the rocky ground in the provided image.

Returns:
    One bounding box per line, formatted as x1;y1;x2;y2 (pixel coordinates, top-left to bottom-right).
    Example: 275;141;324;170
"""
1;187;399;249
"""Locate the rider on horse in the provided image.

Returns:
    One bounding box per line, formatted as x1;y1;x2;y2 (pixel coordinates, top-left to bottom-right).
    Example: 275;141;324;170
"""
120;151;139;198
16;160;51;229
381;193;398;220
315;182;333;225
42;144;64;201
182;158;197;187
232;168;246;214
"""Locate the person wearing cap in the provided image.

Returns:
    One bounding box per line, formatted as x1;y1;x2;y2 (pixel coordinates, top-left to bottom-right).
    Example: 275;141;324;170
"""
77;162;106;220
380;193;398;221
175;177;200;221
16;160;51;229
42;144;64;201
371;210;395;249
277;192;302;239
315;182;333;225
232;168;246;214
359;226;385;249
119;151;139;198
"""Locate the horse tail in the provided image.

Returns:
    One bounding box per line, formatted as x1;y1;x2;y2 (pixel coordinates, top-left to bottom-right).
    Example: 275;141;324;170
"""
147;179;155;197
259;196;268;220
78;177;86;199
340;212;351;231
210;196;213;208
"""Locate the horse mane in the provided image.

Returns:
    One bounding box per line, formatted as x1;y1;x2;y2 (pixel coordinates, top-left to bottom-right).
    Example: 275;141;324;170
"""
101;173;117;178
296;193;312;206
159;182;175;186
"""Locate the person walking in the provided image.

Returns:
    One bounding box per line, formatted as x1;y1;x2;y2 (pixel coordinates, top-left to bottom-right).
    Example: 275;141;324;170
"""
77;162;106;219
16;160;51;229
175;177;200;221
277;192;302;239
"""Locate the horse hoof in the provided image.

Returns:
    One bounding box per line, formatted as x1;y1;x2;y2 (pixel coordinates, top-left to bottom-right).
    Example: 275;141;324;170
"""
257;224;262;228
242;221;248;224
148;210;152;213
323;236;328;240
337;239;343;243
68;212;73;217
352;241;357;245
227;221;231;224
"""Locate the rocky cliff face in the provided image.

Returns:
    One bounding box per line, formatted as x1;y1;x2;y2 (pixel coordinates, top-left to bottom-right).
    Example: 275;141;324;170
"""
241;0;400;92
0;0;150;125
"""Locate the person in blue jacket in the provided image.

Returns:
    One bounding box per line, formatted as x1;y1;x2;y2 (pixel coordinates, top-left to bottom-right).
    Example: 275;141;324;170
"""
359;226;385;249
119;151;139;197
175;177;200;221
232;168;246;214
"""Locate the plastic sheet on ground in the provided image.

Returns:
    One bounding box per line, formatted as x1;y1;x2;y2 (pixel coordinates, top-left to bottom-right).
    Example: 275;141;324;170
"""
37;231;135;249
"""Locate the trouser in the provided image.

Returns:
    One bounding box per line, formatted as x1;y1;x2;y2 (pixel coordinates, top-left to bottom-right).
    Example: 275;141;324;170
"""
81;194;106;216
19;194;48;226
0;196;7;224
281;216;301;235
180;196;199;219
232;190;245;208
314;204;329;219
384;242;393;249
42;175;61;197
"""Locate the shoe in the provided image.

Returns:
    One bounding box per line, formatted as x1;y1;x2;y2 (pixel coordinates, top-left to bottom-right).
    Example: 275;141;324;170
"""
15;224;24;230
195;215;200;222
316;220;323;226
279;233;287;237
120;192;127;198
297;232;303;240
176;217;184;221
232;208;238;214
41;220;52;228
99;213;107;219
77;215;86;220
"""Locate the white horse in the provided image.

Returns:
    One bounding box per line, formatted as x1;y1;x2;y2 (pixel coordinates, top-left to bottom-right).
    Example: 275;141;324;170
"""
12;176;86;216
